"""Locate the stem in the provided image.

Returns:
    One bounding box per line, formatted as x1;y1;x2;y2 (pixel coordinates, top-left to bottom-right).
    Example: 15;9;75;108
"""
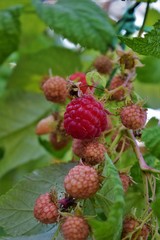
142;173;149;206
127;130;160;174
113;139;125;164
105;66;118;88
109;130;122;152
138;1;150;37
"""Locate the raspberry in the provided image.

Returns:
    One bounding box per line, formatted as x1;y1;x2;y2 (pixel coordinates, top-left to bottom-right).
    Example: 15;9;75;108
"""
61;216;90;240
69;72;92;94
82;141;106;165
122;216;150;240
93;55;112;74
42;76;67;103
119;173;131;192
109;75;132;101
72;139;86;158
119;53;135;70
64;165;100;199
120;104;147;130
33;192;59;224
35;115;55;135
64;94;108;139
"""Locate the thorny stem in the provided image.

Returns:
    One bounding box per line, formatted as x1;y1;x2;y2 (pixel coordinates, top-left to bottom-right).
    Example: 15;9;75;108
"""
127;130;160;174
138;1;150;37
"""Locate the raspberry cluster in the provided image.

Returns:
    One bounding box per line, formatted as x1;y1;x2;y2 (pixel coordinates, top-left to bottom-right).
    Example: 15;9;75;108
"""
33;48;150;240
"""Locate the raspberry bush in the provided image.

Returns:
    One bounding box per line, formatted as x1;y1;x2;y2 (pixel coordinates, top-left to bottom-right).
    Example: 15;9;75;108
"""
0;1;160;240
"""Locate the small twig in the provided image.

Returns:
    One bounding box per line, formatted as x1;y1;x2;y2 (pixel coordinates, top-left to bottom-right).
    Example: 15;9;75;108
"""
113;139;125;164
138;1;150;37
142;173;150;206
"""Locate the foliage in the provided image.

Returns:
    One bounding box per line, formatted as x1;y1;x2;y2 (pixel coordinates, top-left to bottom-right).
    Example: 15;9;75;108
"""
119;20;160;58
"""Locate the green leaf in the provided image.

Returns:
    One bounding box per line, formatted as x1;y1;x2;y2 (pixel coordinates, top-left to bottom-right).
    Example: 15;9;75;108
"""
8;47;81;92
137;56;160;84
0;163;75;236
145;117;159;128
134;81;160;108
152;196;160;225
136;0;157;2
0;6;21;64
0;227;57;240
119;20;160;58
0;1;28;9
32;0;115;52
145;8;160;26
142;126;160;160
0;92;52;178
88;154;125;240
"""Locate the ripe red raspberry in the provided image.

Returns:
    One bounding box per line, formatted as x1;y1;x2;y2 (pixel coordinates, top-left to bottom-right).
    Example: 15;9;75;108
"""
82;141;106;165
69;72;92;94
119;173;131;192
33;192;59;224
93;55;112;74
109;75;132;101
120;104;147;130
42;76;67;103
64;165;100;199
122;216;150;240
61;216;90;240
64;95;108;139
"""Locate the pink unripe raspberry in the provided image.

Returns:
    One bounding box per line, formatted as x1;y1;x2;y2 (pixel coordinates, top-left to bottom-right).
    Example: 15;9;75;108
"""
42;76;67;103
82;141;106;165
119;173;131;192
72;139;86;158
64;94;108;139
34;192;59;224
35;115;55;135
61;216;90;240
109;75;132;101
64;165;100;199
93;55;112;74
120;104;147;130
122;216;150;240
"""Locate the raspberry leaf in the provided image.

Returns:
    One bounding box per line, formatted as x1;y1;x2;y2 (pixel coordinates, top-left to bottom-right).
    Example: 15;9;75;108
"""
32;0;116;53
0;6;21;64
8;47;81;91
0;92;52;178
137;56;160;84
0;227;57;240
142;126;160;160
0;163;75;236
119;20;160;58
152;196;160;225
88;154;125;240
